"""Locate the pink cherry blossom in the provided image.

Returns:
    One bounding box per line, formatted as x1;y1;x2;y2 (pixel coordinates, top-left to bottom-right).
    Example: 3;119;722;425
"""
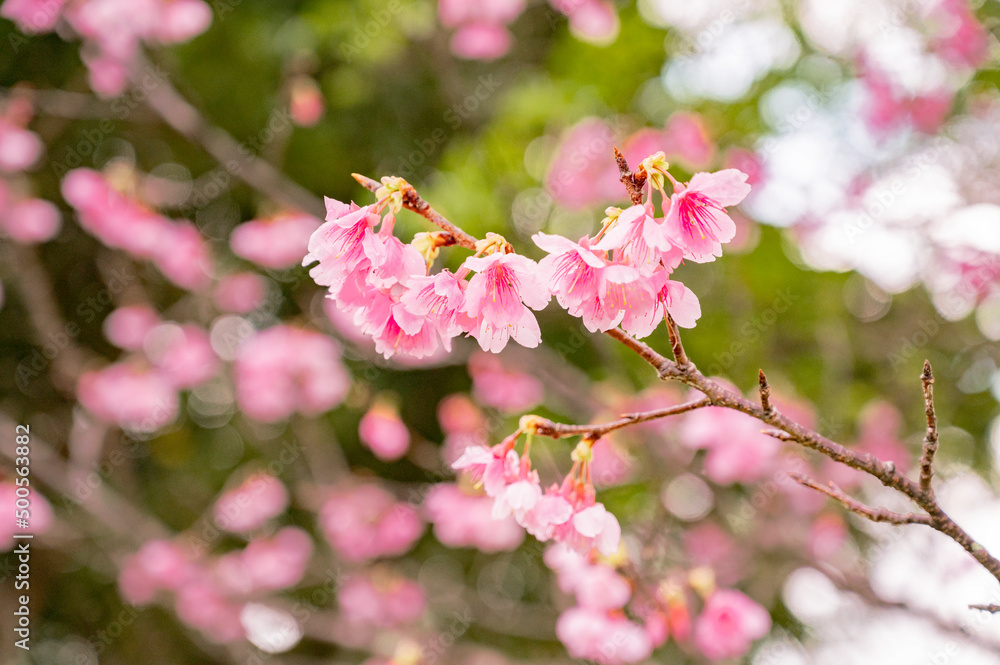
423;484;525;552
1;482;53;551
78;362;179;433
303;198;381;289
664;169;750;263
535;231;640;332
359;401;410;462
461;252;550;353
693;589;771;661
595;204;678;275
319;483;424;562
231;211;322;270
152;221;213;290
174;578;245;643
399;269;473;348
103;305;161;350
213;473;289;533
214;272;267;313
0;197;61;243
590;437;633;487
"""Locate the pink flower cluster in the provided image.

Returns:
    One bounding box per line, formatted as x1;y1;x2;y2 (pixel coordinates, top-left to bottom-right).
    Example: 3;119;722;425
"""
234;325;350;422
62;168;213;290
437;0;618;60
534;164;749;336
318;483;424;562
307;158;749;359
1;0;212;96
546;545;653;664
451;440;621;557
119;527;312;643
304;195;550;357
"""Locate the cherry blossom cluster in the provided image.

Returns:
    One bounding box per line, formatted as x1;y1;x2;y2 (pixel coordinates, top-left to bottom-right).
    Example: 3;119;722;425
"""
452;430;621;557
304;157;749;359
438;0;618;61
1;0;212;96
0;96;61;244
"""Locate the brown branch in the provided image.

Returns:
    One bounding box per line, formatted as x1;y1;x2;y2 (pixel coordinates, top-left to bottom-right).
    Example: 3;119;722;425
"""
918;359;939;495
352;173;479;250
614;146;645;207
970;604;1000;613
664;312;690;368
528;397;712;440
789;473;932;526
605;336;1000;591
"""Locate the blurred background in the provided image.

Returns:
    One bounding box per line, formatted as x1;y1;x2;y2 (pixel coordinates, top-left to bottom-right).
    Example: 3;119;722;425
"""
2;0;1000;663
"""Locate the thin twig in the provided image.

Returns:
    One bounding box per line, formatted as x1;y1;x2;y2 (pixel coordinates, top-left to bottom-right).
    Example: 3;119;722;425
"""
970;604;1000;613
664;312;690;368
528;397;712;440
788;473;932;526
352;173;478;250
918;359;939;495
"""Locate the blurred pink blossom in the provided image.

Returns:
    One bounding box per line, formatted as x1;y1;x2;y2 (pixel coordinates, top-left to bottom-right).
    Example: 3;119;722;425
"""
146;323;219;389
78;362;179;432
103;305;161;350
213;472;290;533
0;482;53;551
0;197;61;243
230;211;322;270
234;325;350;422
358;400;410;462
214;272;267;313
338;570;426;628
423;483;525;552
693;589;771;661
319;483;424;562
468;352;544;413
